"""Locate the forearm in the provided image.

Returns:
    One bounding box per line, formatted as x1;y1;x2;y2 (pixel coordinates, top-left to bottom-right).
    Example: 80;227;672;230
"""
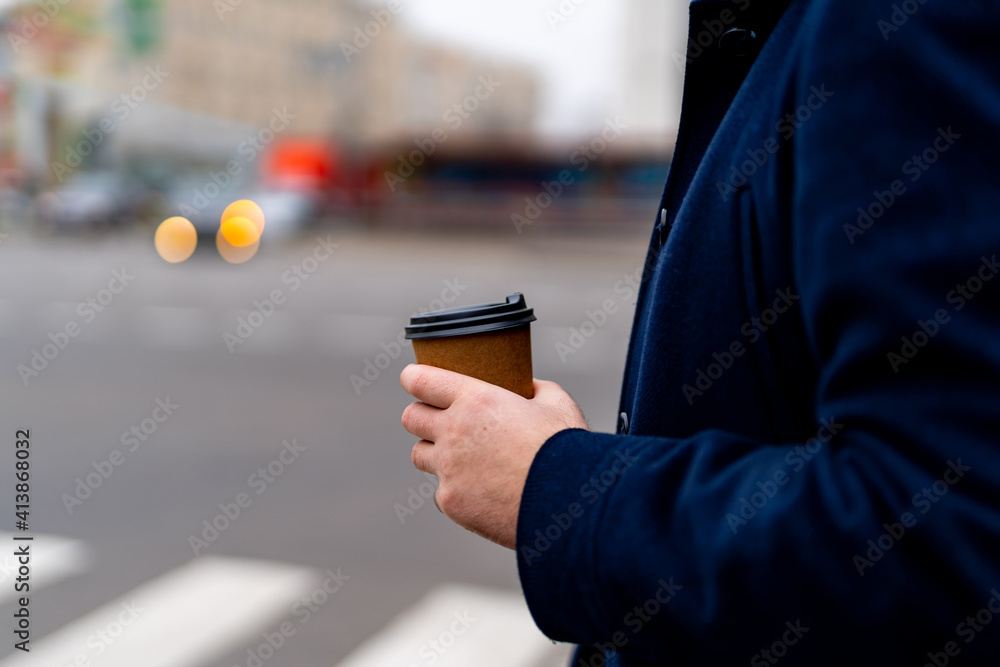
516;425;988;664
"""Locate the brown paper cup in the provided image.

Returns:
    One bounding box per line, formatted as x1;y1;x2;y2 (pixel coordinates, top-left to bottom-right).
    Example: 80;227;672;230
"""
412;324;534;399
405;293;537;399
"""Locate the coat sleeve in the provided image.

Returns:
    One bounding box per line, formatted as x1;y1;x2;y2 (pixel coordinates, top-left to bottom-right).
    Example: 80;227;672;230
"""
516;3;1000;663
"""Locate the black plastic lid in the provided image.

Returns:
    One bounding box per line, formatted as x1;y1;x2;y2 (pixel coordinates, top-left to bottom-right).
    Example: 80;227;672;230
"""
405;293;536;340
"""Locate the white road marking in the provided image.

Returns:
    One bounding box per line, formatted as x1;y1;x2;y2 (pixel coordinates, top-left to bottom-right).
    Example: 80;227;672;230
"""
0;532;90;604
334;584;574;667
0;556;321;667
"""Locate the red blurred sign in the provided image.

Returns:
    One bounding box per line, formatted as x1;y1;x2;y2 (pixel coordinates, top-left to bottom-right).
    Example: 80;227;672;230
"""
261;139;339;190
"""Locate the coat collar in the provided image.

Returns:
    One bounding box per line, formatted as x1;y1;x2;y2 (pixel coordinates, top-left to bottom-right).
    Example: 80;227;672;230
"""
656;0;794;244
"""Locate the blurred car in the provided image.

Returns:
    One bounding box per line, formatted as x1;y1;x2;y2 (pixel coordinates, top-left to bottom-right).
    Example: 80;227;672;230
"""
0;186;34;227
165;171;251;239
242;188;321;241
36;171;150;231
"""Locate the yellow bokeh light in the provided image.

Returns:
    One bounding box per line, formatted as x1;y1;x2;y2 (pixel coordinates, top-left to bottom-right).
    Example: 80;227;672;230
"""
154;217;197;263
220;216;260;248
222;199;265;235
216;227;260;264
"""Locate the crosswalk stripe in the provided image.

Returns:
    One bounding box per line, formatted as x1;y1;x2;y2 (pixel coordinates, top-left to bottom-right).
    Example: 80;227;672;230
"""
0;556;320;667
0;533;90;605
334;584;573;667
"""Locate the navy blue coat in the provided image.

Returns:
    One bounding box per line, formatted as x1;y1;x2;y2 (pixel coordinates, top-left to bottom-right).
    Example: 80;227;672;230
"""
516;1;1000;664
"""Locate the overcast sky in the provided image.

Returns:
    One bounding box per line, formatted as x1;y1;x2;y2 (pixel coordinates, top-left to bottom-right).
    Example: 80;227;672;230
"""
399;0;627;137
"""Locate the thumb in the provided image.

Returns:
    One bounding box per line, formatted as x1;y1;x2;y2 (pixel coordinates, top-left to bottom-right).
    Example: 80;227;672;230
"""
532;379;589;431
532;379;585;416
531;378;571;402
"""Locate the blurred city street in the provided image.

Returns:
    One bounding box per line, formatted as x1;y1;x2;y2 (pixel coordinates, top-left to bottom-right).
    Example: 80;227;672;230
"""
0;0;679;662
0;222;652;666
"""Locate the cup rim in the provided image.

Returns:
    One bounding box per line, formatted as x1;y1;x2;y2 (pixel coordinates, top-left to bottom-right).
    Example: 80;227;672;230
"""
405;293;536;340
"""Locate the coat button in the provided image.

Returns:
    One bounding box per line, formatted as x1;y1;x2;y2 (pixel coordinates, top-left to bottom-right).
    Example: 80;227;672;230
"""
719;27;758;57
656;208;668;245
618;411;630;435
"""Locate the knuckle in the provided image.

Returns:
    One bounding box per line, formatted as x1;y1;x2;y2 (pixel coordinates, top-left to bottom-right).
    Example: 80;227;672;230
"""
435;485;454;514
401;402;418;431
465;387;493;411
441;414;461;439
411;369;431;395
436;450;455;478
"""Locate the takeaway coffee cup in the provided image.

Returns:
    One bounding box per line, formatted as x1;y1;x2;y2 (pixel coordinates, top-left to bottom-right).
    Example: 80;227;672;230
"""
404;293;537;399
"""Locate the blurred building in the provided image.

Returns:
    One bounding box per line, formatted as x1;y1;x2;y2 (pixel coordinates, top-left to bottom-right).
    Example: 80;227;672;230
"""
362;32;537;145
8;0;539;157
111;0;359;139
0;14;14;178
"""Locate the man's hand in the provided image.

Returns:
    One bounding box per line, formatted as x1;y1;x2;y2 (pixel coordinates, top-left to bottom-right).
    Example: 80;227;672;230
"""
400;364;589;549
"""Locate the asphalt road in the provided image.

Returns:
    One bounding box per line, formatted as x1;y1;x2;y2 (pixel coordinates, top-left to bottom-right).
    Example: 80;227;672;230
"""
0;222;652;666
